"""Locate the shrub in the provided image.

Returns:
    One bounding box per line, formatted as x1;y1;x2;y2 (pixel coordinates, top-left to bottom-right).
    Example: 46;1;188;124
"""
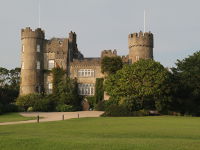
102;104;132;117
27;107;33;112
16;94;57;112
16;94;42;111
0;103;3;114
56;104;74;112
102;104;149;117
3;104;19;113
95;101;106;111
87;96;96;109
32;95;57;112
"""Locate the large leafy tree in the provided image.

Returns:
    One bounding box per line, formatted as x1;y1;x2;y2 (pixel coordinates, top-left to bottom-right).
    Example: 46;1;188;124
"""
0;67;20;114
101;56;123;75
171;51;200;115
0;67;9;87
104;59;171;112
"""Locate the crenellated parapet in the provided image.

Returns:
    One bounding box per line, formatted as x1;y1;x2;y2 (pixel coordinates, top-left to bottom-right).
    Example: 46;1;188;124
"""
21;27;45;39
128;31;153;48
101;49;117;58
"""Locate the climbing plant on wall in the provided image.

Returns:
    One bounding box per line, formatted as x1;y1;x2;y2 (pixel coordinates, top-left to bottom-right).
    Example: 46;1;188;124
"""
95;78;104;103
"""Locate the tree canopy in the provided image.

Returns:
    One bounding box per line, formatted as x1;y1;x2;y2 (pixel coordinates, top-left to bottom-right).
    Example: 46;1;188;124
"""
104;59;171;112
171;51;200;115
101;56;123;75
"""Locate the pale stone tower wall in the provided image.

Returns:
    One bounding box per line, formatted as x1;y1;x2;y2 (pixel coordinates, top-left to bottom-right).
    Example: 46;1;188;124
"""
128;31;153;63
20;27;45;95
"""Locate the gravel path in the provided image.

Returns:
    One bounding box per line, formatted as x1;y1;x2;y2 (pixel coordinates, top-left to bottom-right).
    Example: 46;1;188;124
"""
0;111;104;125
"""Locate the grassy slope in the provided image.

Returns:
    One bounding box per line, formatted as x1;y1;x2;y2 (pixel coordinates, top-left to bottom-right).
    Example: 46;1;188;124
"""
0;113;35;123
0;116;200;150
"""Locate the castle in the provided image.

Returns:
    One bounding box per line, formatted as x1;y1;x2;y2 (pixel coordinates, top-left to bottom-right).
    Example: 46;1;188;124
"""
20;27;154;97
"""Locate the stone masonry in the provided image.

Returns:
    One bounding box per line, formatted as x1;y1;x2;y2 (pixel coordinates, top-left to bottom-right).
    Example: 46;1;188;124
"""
20;27;154;99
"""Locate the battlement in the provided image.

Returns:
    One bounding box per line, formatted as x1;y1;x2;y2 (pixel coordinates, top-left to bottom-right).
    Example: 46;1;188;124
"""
128;31;153;48
101;49;117;58
69;31;77;43
21;27;45;39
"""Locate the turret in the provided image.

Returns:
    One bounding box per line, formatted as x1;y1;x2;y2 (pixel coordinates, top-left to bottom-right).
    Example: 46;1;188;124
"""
128;31;153;63
20;27;45;95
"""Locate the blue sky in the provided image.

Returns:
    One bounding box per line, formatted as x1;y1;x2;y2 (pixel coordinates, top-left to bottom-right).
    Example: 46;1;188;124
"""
0;0;199;69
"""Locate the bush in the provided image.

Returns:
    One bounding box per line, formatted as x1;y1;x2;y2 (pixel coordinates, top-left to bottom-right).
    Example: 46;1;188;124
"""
32;95;57;112
95;101;106;111
16;94;57;112
102;104;132;117
3;104;19;113
27;107;33;112
102;104;149;117
56;104;74;112
87;96;96;109
16;94;42;111
0;103;3;115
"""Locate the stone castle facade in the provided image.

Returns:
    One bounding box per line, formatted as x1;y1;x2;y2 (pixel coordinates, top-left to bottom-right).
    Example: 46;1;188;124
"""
20;27;154;97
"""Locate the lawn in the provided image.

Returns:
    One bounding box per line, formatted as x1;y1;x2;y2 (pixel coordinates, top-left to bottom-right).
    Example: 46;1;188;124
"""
0;116;200;150
0;113;35;123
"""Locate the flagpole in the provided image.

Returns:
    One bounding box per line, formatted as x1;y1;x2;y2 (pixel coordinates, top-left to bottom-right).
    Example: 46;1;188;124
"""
38;0;41;28
144;10;146;33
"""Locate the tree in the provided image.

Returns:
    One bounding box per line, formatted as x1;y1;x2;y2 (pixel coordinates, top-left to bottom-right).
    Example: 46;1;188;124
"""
8;68;20;91
104;59;171;112
171;51;200;115
0;67;20;114
101;56;123;75
0;67;9;87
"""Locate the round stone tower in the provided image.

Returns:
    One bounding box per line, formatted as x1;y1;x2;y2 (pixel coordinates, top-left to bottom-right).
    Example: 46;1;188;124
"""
128;31;153;63
20;27;45;95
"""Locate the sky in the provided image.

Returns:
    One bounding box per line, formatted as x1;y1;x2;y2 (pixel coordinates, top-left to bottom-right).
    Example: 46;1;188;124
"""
0;0;200;69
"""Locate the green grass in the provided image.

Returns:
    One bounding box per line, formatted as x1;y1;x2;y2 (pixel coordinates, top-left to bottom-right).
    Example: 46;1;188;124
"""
0;113;36;123
0;116;200;150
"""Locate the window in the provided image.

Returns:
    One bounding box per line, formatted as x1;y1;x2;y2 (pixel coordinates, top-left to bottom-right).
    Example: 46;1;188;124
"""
37;61;40;69
48;83;53;94
22;45;25;52
78;83;95;96
37;44;40;52
78;69;95;77
48;60;55;70
22;61;24;69
136;56;140;61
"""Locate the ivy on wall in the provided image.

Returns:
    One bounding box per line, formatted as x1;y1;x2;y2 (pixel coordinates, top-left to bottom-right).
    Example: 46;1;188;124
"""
51;67;65;95
95;78;104;103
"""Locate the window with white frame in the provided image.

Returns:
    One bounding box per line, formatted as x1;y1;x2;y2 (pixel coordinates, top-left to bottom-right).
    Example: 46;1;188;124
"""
48;60;55;70
37;44;40;52
37;61;40;69
136;56;140;61
22;61;24;69
22;45;25;52
48;83;53;94
78;69;95;77
78;83;95;95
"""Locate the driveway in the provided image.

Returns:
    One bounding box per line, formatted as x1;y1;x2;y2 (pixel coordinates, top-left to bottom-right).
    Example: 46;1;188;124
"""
0;111;104;125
